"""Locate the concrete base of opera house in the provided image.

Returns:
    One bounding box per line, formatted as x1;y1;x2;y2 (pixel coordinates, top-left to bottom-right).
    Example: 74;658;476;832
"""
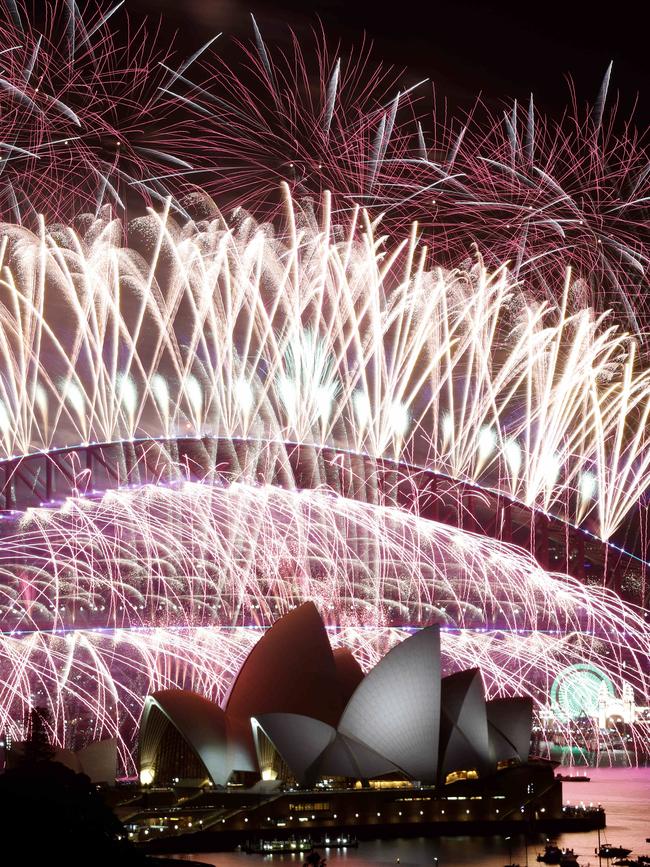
120;764;605;853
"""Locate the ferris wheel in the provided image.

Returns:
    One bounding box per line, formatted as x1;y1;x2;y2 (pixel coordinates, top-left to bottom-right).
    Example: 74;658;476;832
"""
550;663;616;721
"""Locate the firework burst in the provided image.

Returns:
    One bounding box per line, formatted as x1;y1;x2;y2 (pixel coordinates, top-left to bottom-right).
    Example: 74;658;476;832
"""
0;0;223;223
388;71;650;332
0;479;648;771
2;5;648;336
176;26;650;331
0;4;648;776
2;192;650;539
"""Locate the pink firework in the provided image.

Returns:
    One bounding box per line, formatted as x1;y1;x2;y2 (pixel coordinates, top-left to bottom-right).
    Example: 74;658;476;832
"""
2;4;648;334
389;70;650;332
0;0;220;223
177;21;423;217
0;481;648;771
0;3;648;773
188;29;649;331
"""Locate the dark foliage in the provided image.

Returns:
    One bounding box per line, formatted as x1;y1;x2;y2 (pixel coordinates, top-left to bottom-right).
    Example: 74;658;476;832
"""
0;715;145;866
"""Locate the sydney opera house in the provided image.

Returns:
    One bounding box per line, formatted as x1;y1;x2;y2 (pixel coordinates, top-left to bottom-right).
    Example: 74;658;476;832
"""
127;605;566;842
139;603;532;788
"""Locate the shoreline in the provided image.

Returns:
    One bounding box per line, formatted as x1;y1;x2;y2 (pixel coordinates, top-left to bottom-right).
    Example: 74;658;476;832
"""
140;813;606;855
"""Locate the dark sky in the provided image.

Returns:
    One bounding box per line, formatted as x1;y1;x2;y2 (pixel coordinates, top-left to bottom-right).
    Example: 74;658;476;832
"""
128;0;649;125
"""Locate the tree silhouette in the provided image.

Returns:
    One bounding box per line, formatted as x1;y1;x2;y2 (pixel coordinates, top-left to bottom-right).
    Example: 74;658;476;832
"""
21;706;56;766
0;706;145;866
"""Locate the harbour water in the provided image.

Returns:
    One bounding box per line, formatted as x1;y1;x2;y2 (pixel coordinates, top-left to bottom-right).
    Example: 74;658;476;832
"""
167;768;650;867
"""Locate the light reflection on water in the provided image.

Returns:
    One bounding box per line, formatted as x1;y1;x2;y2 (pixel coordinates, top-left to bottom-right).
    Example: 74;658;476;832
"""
169;769;650;867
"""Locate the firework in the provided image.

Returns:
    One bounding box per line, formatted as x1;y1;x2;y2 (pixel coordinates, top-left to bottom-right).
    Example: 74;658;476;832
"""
386;74;650;333
0;0;223;223
4;477;645;634
177;27;649;331
0;194;646;770
2;4;647;335
2;624;648;774
169;21;420;216
0;5;648;776
1;193;650;540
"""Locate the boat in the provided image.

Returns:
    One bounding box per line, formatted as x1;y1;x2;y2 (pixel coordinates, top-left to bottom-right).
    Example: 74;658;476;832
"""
637;858;650;865
538;843;580;867
245;838;314;855
556;773;591;782
538;843;565;864
598;845;633;859
245;836;358;855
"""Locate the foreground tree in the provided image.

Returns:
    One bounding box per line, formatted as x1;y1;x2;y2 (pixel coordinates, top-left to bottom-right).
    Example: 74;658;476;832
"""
0;708;144;866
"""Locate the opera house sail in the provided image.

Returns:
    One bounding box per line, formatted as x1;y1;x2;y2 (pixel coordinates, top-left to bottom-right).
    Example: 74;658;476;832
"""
138;603;534;790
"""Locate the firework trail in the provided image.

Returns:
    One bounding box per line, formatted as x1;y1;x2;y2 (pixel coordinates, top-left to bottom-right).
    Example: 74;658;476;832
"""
3;478;645;635
0;195;646;769
386;72;650;333
1;624;646;775
0;479;648;771
170;21;422;215
0;0;223;223
2;192;650;539
0;4;648;774
174;26;649;331
2;4;647;335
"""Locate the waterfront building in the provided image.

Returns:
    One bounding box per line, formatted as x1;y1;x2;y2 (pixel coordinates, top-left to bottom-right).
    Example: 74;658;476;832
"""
139;603;535;790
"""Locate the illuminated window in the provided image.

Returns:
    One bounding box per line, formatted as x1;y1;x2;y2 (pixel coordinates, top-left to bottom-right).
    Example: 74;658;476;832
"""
445;770;479;785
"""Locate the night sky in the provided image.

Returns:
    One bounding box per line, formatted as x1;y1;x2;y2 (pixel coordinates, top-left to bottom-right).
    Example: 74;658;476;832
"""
128;0;650;125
